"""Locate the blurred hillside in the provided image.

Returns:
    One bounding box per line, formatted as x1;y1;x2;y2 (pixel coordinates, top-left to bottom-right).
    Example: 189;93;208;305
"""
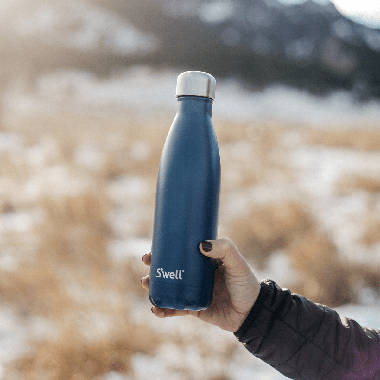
1;0;380;99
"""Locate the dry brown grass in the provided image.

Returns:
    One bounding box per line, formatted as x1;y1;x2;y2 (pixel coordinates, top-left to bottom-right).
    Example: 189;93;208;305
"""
0;200;15;213
1;114;237;379
287;231;354;306
229;200;313;268
288;230;380;306
100;124;166;180
352;264;380;292
0;263;73;318
36;191;111;273
216;121;291;188
1;187;163;378
361;215;380;246
0;190;112;318
8;318;161;379
1;111;379;378
0;155;30;179
337;174;380;195
307;127;380;151
229;198;380;307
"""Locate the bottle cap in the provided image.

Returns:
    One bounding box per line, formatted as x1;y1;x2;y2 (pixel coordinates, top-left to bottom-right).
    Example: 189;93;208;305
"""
176;71;216;100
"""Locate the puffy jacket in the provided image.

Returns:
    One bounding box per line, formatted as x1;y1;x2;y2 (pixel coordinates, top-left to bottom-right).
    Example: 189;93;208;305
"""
233;279;380;380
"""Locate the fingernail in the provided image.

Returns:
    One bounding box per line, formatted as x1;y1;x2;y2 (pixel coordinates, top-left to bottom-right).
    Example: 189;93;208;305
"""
142;254;147;262
201;240;212;252
151;306;155;313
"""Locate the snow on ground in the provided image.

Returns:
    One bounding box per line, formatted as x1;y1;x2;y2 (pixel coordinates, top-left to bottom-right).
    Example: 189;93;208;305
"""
127;296;290;380
128;289;380;380
289;146;380;197
336;303;380;330
5;65;380;126
256;250;301;286
108;238;151;262
130;342;289;380
286;138;380;263
0;307;29;375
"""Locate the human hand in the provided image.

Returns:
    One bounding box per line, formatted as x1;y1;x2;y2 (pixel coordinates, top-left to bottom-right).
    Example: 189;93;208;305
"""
141;238;261;332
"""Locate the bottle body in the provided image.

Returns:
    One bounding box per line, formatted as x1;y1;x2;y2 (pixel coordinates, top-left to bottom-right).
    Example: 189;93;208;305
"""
149;96;220;310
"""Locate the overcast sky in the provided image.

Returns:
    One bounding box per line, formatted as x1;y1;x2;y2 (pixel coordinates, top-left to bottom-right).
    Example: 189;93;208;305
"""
280;0;380;28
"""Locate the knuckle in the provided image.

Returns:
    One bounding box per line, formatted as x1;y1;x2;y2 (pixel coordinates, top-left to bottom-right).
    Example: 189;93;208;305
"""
219;237;234;254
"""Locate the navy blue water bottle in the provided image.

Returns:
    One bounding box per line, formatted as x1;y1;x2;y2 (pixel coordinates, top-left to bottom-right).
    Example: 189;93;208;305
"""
149;71;220;310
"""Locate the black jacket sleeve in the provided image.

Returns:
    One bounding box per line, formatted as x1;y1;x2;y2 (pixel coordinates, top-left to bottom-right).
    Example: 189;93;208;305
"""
233;279;380;380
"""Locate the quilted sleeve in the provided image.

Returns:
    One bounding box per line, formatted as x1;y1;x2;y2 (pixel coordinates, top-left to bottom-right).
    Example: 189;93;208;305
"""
233;279;380;380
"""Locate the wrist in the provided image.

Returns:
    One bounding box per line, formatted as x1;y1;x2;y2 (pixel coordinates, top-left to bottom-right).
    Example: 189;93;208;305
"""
233;280;264;334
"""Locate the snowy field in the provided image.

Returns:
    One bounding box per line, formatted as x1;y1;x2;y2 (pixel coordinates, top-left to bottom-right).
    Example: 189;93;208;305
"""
5;65;380;127
0;68;379;379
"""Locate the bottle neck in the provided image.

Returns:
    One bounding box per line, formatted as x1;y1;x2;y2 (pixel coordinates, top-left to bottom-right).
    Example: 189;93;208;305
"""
176;95;213;117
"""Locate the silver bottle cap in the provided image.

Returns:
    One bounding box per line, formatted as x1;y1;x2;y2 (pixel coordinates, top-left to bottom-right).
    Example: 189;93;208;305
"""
176;71;216;100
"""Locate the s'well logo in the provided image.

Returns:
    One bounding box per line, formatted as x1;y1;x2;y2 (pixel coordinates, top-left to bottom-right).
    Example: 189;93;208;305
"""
156;268;185;280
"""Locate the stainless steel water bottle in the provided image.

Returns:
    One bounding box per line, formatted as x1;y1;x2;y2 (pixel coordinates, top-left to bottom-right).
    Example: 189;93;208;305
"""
149;71;220;310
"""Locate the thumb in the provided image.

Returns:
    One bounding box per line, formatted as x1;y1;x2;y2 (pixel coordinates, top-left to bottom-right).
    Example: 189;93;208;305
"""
199;238;251;277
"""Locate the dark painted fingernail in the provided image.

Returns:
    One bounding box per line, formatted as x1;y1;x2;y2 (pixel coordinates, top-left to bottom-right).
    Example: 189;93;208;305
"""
151;306;155;313
201;241;212;252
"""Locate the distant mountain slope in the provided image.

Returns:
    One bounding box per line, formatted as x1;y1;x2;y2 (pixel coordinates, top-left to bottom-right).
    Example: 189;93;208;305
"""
95;0;380;98
1;0;380;98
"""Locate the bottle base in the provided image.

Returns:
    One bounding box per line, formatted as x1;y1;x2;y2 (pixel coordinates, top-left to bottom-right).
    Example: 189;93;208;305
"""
149;293;212;311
